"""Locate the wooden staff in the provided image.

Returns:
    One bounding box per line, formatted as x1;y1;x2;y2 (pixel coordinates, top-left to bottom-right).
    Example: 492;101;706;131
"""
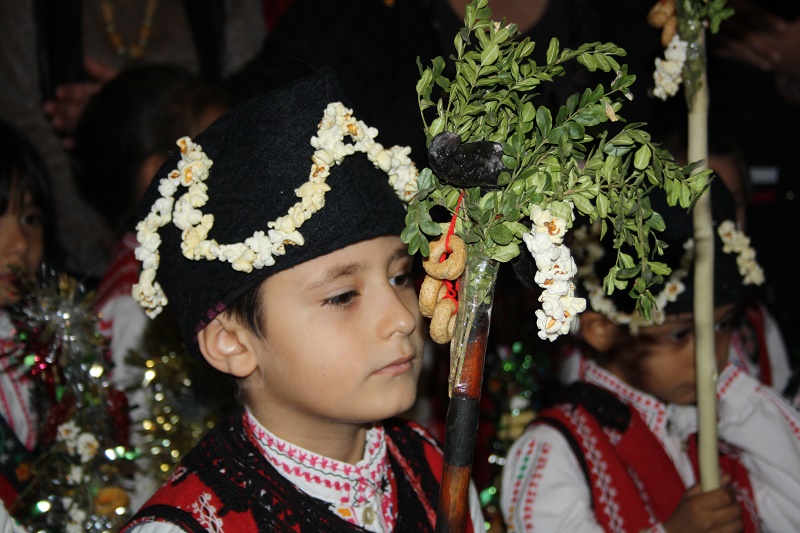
436;328;489;532
686;31;720;491
435;253;499;532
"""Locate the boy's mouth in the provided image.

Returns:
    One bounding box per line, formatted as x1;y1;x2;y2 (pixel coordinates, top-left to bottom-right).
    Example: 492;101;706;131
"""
374;355;416;376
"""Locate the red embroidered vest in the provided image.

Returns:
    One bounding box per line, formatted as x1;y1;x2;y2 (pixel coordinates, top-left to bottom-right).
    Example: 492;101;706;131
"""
122;408;473;532
535;382;761;532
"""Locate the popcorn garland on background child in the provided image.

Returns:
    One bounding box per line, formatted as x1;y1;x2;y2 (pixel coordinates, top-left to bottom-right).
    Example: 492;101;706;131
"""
572;221;691;331
718;220;765;286
573;217;764;332
132;102;418;318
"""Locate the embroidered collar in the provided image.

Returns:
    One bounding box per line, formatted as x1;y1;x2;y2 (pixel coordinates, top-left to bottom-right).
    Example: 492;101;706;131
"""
244;410;394;531
581;360;670;438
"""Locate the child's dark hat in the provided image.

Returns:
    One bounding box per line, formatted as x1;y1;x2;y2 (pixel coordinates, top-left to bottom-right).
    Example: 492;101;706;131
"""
132;68;417;358
573;177;763;329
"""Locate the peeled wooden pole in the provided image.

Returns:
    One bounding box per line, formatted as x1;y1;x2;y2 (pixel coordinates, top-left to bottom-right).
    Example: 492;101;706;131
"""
686;32;721;492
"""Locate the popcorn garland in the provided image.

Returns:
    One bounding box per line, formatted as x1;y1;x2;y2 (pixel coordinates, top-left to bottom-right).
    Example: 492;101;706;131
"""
718;220;765;286
521;205;586;341
652;34;688;101
132;102;418;318
573;219;763;332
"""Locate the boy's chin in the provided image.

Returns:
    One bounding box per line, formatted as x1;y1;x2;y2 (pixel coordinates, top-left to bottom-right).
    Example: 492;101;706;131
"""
374;390;419;421
661;390;697;406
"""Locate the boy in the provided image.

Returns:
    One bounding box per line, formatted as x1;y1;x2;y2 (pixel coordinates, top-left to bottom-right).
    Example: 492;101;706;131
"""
121;70;484;531
501;181;800;532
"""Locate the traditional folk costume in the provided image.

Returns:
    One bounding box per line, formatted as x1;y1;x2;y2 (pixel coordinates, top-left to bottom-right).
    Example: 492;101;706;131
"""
94;232;147;364
93;232;158;511
119;70;485;531
123;408;482;532
558;300;797;407
0;313;36;509
501;359;800;532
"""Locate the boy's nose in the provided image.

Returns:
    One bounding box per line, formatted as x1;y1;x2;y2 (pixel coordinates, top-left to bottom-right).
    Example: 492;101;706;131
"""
380;291;418;338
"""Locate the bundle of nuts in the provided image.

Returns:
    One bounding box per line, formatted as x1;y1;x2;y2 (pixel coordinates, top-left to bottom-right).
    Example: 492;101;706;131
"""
647;0;678;46
418;232;467;344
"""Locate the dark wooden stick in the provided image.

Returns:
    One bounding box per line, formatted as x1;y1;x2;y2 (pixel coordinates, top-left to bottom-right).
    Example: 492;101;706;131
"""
435;320;490;532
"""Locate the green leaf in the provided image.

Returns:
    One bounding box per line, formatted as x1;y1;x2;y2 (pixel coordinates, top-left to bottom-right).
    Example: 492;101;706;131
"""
596;192;609;218
536;106;552;135
633;144;652;171
491;243;521;262
420;219;444;236
571;192;594;216
646;211;665;231
577;53;599;71
649;261;671;276
616;266;640;280
545;37;559;64
489;223;514;245
481;43;500;66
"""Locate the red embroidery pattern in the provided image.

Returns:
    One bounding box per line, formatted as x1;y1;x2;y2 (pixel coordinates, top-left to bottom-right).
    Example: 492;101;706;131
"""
565;407;627;532
584;362;668;439
515;439;550;532
245;413;394;529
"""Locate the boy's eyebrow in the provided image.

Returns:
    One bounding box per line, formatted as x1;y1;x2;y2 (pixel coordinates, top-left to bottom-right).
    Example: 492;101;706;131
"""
307;262;366;291
306;246;412;291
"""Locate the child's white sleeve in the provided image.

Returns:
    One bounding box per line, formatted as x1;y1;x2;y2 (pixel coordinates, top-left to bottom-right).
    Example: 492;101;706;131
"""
499;424;606;533
717;363;800;532
0;499;28;533
468;479;485;533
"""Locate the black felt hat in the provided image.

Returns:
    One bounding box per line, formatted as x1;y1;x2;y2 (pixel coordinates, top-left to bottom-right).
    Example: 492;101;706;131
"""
572;177;761;326
135;68;411;358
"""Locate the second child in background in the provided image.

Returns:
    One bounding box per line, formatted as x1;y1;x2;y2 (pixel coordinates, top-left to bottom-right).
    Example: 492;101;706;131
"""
502;180;800;532
0;119;59;510
70;64;232;509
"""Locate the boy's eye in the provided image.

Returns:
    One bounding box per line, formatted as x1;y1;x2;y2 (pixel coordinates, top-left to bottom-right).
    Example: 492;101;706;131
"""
668;327;693;343
21;212;43;227
324;290;358;308
19;204;44;227
714;316;737;333
390;271;413;288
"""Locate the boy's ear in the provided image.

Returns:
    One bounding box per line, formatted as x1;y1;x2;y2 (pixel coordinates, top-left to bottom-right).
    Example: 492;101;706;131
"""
196;314;258;378
579;310;619;353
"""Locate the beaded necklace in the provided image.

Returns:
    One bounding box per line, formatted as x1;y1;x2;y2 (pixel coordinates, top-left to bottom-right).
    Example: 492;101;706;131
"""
100;0;160;59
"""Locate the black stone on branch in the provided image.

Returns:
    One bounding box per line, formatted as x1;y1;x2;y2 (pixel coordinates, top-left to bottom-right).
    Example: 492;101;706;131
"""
428;131;504;188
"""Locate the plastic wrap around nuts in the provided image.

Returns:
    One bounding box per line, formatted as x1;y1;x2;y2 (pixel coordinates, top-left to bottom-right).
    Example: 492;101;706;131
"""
419;233;466;344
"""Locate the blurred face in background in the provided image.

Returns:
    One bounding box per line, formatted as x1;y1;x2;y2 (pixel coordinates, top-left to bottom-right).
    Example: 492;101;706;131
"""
0;182;44;306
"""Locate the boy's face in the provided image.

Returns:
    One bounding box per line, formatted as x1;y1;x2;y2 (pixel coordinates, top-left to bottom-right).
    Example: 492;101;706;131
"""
607;302;738;405
0;188;43;306
244;235;425;432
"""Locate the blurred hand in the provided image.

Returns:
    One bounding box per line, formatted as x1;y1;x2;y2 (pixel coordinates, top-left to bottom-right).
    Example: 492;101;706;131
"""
42;56;117;150
663;478;743;533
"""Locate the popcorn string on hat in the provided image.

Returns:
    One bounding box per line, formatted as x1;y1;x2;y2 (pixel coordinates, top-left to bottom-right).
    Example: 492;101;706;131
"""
132;102;419;318
573;218;764;333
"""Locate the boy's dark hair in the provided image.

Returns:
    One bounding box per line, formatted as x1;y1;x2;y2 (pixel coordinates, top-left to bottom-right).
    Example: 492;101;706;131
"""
0;118;61;267
72;64;233;238
225;283;266;339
